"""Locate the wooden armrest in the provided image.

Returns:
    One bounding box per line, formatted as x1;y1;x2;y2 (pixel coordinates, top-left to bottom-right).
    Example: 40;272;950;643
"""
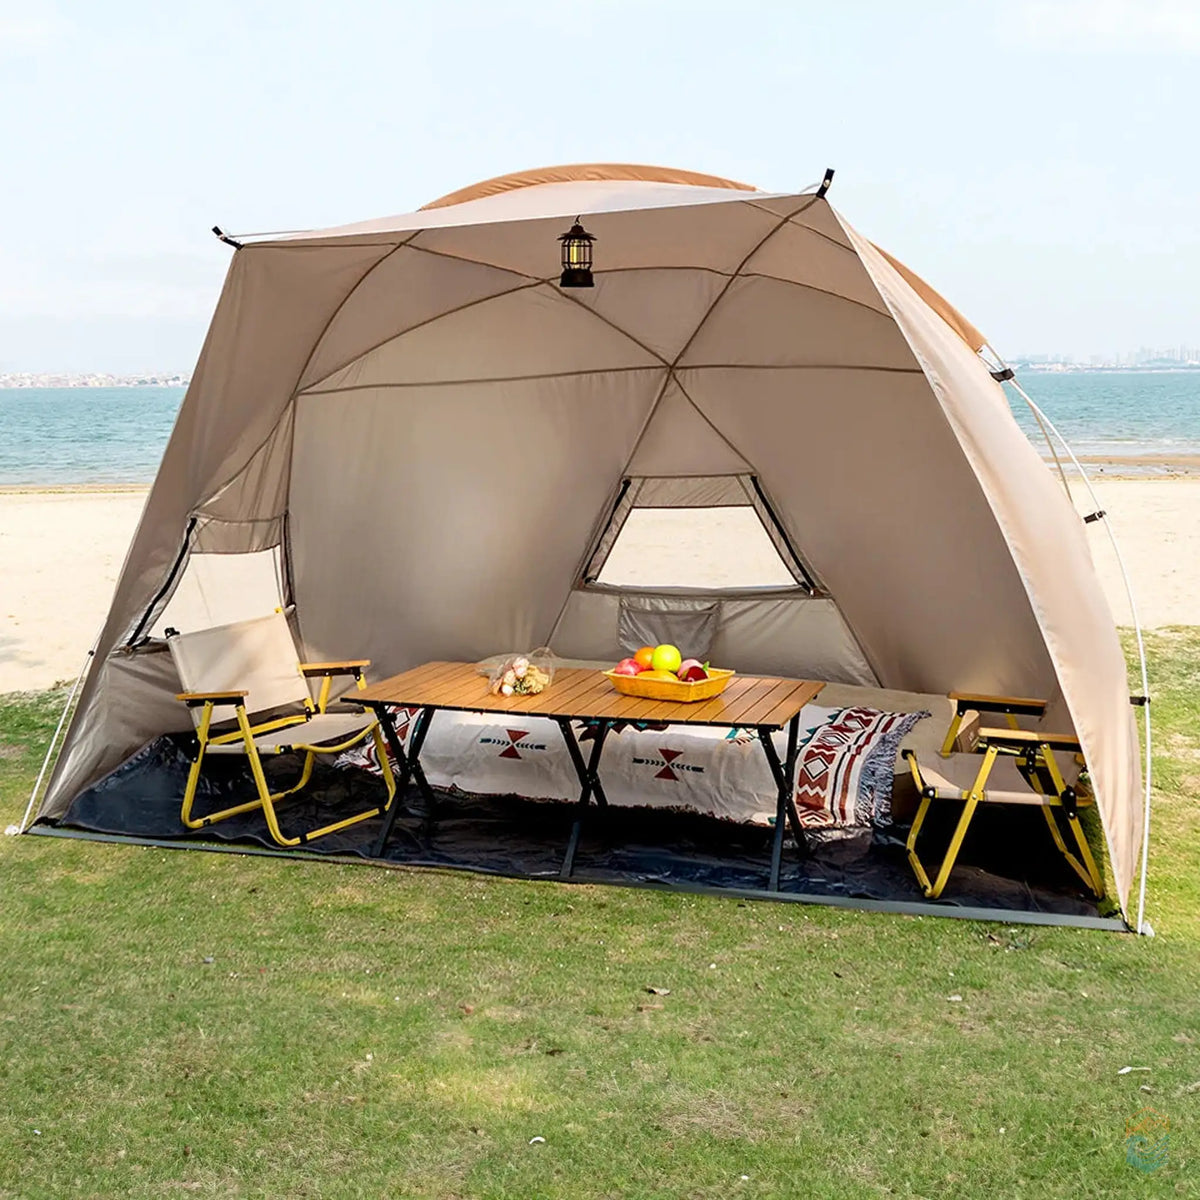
176;689;247;707
977;727;1081;751
300;660;370;677
950;691;1048;717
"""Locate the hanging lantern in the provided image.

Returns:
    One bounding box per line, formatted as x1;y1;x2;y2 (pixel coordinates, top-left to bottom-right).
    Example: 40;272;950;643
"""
558;219;595;287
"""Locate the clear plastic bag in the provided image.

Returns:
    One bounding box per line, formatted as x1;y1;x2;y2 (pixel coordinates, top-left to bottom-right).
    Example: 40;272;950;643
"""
477;646;557;697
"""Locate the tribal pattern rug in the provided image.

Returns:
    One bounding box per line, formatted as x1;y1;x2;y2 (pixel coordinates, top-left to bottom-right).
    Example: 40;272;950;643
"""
794;705;929;829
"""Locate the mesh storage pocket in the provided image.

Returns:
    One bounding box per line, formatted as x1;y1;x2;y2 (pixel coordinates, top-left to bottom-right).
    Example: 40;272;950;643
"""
618;596;719;660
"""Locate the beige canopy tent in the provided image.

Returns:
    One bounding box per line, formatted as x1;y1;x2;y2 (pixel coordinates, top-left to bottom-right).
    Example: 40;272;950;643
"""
30;163;1145;922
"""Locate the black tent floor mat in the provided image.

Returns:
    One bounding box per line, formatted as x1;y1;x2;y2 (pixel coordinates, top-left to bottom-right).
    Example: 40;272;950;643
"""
53;735;1110;923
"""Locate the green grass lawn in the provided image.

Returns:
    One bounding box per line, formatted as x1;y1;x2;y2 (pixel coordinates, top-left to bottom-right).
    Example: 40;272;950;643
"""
1;632;1197;1198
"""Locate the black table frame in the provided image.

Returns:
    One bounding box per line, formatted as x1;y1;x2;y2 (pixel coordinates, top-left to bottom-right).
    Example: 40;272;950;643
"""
359;700;810;891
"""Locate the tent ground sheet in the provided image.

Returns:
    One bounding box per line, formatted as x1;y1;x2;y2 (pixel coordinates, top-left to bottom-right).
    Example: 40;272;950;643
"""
55;729;1105;921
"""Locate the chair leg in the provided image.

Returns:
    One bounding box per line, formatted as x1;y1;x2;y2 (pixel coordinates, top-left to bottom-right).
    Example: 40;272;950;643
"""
905;792;936;896
1041;806;1104;899
181;704;282;830
923;793;981;899
939;711;963;757
1066;812;1105;899
1031;746;1105;900
235;706;302;847
180;701;392;845
906;746;997;900
372;724;398;807
180;702;214;829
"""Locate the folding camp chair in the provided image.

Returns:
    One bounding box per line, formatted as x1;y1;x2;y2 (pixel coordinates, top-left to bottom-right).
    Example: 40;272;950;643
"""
901;692;1104;901
166;611;396;846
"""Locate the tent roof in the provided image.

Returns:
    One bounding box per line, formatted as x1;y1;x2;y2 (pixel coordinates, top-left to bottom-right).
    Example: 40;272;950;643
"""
420;162;759;210
257;163;986;352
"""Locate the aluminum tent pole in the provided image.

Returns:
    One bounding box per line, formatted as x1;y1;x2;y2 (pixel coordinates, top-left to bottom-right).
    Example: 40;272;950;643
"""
1006;375;1154;936
16;644;96;834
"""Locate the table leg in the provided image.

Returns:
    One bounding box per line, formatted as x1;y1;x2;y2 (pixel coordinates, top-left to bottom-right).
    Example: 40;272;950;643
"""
372;704;436;857
759;714;807;891
556;718;610;879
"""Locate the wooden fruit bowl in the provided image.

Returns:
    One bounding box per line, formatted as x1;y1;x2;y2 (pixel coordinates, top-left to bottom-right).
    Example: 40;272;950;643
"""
602;667;735;703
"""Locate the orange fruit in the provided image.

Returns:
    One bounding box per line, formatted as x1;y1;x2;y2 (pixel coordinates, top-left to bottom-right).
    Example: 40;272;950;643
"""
633;645;655;669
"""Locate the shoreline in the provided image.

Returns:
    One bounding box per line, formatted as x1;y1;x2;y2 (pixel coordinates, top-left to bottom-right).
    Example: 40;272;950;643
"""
1;477;1198;693
3;449;1200;494
4;455;1200;494
0;483;151;495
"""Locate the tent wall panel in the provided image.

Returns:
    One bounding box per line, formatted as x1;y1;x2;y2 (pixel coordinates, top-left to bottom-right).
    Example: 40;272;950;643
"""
550;589;876;686
305;283;661;392
45;647;192;814
287;374;663;673
40;241;392;816
846;229;1140;908
681;276;918;370
741;220;892;315
562;268;728;363
299;247;532;392
679;365;1061;702
625;382;751;477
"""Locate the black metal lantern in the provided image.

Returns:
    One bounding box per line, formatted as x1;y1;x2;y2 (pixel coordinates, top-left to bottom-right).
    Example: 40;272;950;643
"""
558;219;595;287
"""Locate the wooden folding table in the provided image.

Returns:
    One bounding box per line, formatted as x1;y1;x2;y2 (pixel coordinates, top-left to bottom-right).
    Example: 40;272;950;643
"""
354;662;824;890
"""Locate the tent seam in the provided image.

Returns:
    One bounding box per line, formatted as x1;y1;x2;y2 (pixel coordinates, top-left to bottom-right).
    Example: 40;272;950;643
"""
300;365;664;396
299;279;553;395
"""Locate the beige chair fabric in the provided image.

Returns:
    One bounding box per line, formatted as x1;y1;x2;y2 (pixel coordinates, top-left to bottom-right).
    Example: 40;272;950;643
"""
914;753;1082;804
167;611;312;722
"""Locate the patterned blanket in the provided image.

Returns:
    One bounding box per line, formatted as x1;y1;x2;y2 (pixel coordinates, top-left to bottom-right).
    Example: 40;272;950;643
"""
338;703;928;830
793;705;928;828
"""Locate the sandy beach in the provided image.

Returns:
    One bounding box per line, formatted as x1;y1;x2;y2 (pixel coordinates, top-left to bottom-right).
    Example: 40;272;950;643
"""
1;479;1197;693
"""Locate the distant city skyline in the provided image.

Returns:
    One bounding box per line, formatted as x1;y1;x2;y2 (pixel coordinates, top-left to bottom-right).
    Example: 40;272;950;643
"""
8;347;1200;390
1015;345;1200;369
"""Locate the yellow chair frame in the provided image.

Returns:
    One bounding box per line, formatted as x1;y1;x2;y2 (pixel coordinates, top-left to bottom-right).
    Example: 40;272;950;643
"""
903;724;1104;902
177;660;397;847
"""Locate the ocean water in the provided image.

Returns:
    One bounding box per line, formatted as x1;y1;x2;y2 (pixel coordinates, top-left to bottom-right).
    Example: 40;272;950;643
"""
1005;371;1200;461
0;373;1198;486
0;386;184;485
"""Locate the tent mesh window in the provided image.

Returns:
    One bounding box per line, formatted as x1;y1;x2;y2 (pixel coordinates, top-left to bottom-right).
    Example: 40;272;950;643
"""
584;475;819;594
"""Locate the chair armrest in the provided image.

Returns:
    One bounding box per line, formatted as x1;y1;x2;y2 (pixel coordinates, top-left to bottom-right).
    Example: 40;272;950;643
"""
176;690;247;708
300;660;370;678
976;726;1081;751
949;691;1048;718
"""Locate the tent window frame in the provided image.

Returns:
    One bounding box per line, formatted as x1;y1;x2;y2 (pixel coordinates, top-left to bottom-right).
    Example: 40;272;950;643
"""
126;516;295;648
580;474;821;597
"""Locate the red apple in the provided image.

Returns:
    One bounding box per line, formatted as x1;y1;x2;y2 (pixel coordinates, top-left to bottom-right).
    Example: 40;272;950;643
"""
677;658;703;675
678;665;708;682
613;658;643;676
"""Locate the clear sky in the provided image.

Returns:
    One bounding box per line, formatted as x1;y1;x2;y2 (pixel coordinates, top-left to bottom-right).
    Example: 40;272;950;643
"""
2;0;1197;373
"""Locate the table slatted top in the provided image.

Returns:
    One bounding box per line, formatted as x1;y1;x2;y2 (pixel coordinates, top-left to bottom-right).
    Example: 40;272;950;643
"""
357;662;824;730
